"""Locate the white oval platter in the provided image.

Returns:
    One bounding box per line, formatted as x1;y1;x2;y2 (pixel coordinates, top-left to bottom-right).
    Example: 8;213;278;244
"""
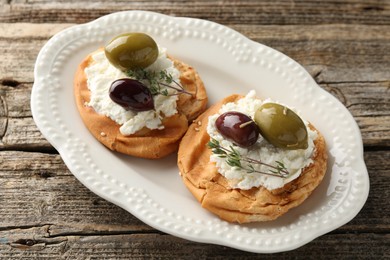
31;11;369;253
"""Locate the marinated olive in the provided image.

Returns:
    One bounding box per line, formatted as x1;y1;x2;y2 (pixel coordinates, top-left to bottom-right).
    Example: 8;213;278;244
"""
105;33;158;71
109;78;154;111
215;112;259;147
254;103;308;149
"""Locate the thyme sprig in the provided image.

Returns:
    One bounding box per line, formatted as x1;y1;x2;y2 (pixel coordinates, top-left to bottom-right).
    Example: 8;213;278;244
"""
207;138;289;178
127;68;193;97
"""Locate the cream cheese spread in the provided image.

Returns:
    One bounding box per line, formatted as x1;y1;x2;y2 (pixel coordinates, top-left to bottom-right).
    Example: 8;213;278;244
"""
84;47;180;135
207;90;318;190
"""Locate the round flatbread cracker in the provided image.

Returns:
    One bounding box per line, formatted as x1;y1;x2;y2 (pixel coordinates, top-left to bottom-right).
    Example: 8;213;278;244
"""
178;94;328;223
74;51;207;159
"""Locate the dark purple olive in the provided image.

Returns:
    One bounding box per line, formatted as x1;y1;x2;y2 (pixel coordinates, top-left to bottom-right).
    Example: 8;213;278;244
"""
215;111;259;147
109;78;154;111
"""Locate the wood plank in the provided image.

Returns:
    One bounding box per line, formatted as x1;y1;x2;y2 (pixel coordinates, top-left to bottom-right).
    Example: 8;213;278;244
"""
1;0;390;25
0;151;147;229
338;150;390;232
0;150;388;232
0;117;51;150
0;231;388;258
0;40;43;83
233;24;390;83
0;22;72;38
320;82;390;147
0;83;31;118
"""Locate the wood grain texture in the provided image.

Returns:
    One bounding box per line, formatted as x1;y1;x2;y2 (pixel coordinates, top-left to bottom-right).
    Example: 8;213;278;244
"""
0;0;389;258
0;131;388;256
5;150;390;234
1;233;389;258
1;0;390;25
0;24;389;148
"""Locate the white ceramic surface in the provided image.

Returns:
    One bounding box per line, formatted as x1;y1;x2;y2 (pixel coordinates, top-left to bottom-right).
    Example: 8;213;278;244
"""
31;11;369;253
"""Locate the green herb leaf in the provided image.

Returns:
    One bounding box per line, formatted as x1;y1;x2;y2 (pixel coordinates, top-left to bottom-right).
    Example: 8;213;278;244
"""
206;138;289;178
126;68;193;97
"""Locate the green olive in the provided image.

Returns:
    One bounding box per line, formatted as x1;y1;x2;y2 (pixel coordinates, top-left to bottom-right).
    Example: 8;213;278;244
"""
254;103;308;149
104;33;158;71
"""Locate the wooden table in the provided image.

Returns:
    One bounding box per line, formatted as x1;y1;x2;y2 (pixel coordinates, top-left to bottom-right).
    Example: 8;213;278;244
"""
1;1;389;258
